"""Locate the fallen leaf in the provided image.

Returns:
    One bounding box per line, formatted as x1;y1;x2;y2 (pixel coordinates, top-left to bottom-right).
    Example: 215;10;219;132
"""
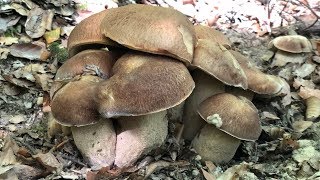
261;111;280;121
0;136;19;166
0;15;21;33
9;42;51;61
0;37;18;46
0;48;10;59
292;121;313;133
205;161;216;173
1;3;29;16
34;73;53;91
293;78;316;89
298;87;320;99
144;160;190;178
9;115;26;124
201;168;216;180
2;74;34;88
33;152;62;172
25;7;54;38
44;28;61;44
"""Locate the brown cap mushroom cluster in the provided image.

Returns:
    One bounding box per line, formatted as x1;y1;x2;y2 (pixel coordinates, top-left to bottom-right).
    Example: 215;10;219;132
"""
50;4;290;168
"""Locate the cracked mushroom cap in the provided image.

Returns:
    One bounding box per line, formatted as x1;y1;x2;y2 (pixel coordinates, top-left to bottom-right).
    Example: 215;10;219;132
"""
50;49;120;99
198;93;261;141
192;39;248;89
67;10;118;57
268;35;312;53
230;50;287;95
95;51;195;118
100;4;196;64
51;75;102;126
194;25;232;49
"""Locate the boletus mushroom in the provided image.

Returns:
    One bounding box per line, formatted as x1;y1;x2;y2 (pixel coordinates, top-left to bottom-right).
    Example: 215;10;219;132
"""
96;52;195;168
192;93;262;163
50;49;120;170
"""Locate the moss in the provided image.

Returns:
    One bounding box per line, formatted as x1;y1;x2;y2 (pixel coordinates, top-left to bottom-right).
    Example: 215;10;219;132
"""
48;42;68;63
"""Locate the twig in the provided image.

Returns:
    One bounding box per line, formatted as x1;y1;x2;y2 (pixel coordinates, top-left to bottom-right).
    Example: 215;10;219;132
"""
291;0;320;30
49;138;70;152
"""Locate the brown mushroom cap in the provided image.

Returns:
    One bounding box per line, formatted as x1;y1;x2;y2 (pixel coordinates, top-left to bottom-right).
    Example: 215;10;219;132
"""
192;39;248;89
268;35;312;53
51;75;102;126
194;25;232;49
95;52;195;118
100;4;196;64
198;93;261;141
230;50;286;95
67;10;118;57
50;49;120;99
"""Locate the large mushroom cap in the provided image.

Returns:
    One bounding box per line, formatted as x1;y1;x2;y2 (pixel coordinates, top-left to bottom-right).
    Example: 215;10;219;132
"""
51;76;102;126
268;35;312;53
230;50;286;95
50;49;119;99
100;4;196;64
67;10;118;57
192;39;248;89
198;93;261;141
194;25;232;49
96;52;195;118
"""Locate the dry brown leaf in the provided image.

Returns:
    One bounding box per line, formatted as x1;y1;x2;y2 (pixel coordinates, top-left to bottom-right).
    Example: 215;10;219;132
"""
1;3;29;16
9;42;51;61
33;152;62;172
205;161;216;173
0;136;19;166
293;78;316;89
0;37;18;46
2;74;34;88
261;111;280;121
0;48;10;60
201;168;216;180
34;73;53;91
44;28;61;44
217;163;255;180
298;87;320;99
25;7;54;38
292;121;313;133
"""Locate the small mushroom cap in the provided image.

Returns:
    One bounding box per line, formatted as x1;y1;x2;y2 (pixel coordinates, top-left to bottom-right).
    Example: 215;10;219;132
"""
192;39;248;89
51;75;102;126
96;52;195;118
268;35;312;53
50;49;121;99
230;50;286;95
100;4;196;64
67;10;118;57
194;25;231;49
198;93;262;141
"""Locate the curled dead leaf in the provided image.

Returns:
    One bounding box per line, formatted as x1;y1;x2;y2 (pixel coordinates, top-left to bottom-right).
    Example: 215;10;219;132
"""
9;42;51;61
44;28;61;44
33;152;62;172
0;37;18;46
292;121;313;133
25;7;54;38
298;87;320;99
0;48;10;60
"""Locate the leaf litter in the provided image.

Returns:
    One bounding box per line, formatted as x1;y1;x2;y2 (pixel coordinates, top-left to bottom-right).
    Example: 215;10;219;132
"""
0;0;320;179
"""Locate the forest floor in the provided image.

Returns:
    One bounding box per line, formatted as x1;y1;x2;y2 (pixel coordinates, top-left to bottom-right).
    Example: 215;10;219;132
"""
0;0;320;179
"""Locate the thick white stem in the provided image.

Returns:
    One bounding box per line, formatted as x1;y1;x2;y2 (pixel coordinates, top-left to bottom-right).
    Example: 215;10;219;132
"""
71;119;116;170
114;111;168;168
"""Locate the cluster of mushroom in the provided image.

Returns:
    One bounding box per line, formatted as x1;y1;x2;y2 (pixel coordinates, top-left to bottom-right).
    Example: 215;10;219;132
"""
50;4;289;169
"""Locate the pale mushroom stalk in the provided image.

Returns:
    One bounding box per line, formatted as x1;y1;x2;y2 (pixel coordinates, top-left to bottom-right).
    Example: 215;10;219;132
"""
114;111;168;168
182;69;225;140
71;119;116;170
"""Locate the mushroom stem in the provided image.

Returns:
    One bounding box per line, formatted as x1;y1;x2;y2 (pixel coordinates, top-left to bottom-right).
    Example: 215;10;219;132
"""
182;69;225;140
114;111;168;168
71;119;116;170
192;124;241;163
